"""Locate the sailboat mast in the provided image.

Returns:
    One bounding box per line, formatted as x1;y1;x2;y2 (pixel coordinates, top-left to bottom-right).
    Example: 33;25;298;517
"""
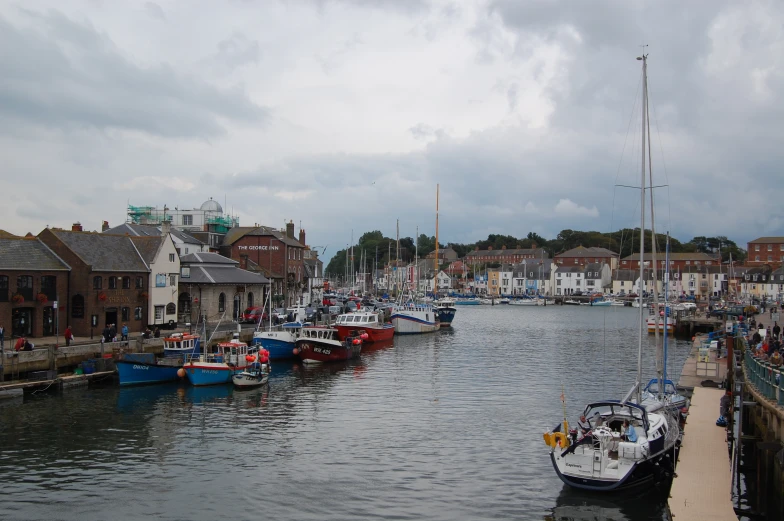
635;53;648;405
434;184;439;298
662;232;671;400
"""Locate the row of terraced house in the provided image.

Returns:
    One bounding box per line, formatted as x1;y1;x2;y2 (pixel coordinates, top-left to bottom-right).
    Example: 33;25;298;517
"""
0;199;324;340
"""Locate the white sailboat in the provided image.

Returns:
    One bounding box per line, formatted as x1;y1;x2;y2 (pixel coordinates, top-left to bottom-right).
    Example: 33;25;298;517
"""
543;53;680;492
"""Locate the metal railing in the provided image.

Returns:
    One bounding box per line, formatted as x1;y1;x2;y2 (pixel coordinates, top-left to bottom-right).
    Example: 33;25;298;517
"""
743;337;784;407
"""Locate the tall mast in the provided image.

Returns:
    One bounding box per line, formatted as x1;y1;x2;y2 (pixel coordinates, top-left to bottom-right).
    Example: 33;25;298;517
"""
661;232;670;400
434;184;439;298
635;52;648;405
396;219;400;297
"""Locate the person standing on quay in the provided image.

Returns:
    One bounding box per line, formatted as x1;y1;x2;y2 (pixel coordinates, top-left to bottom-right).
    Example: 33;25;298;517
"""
64;325;73;347
0;324;4;350
121;323;128;342
773;321;781;341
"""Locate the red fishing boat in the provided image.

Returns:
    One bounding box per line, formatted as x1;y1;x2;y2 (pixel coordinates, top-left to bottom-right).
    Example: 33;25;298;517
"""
333;310;394;343
294;327;362;364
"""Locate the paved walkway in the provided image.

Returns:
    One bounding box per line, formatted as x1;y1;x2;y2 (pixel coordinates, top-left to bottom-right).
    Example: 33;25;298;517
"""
668;386;736;521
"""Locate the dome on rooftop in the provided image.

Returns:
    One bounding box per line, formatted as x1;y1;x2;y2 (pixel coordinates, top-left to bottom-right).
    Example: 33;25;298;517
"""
200;198;223;213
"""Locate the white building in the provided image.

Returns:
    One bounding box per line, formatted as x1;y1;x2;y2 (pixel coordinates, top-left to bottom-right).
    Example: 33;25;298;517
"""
130;226;181;329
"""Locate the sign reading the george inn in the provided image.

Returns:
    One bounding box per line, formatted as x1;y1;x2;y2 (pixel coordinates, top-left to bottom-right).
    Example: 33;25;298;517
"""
237;245;280;251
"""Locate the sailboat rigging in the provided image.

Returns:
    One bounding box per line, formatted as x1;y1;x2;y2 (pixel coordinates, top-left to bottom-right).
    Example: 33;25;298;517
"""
542;53;681;492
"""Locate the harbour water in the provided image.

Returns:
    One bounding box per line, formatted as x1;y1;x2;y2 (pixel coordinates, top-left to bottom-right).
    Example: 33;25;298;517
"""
0;305;692;521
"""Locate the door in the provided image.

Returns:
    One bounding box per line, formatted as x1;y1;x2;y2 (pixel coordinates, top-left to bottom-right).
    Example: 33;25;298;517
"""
233;295;241;322
43;306;54;336
105;308;118;329
12;308;33;337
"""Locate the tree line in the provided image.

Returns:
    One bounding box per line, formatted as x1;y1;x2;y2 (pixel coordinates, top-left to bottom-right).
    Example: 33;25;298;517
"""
324;229;747;279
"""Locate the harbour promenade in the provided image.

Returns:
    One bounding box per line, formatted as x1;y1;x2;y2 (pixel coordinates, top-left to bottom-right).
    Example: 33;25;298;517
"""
668;331;736;520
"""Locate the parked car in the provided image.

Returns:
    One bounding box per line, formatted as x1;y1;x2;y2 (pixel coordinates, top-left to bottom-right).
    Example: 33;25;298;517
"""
240;307;268;323
573;290;583;296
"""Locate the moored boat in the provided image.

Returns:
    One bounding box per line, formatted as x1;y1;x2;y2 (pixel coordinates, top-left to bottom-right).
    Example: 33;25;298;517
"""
116;352;184;386
433;297;457;327
333;310;394;342
232;348;271;389
184;338;254;386
390;301;440;334
252;321;308;359
163;333;200;358
294;327;362;364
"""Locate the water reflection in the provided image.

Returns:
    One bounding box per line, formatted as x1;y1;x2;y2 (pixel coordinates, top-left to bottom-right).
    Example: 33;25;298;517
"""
547;486;670;521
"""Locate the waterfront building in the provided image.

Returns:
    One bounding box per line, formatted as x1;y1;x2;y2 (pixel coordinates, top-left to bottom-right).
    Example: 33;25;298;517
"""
763;266;784;300
38;227;150;338
620;251;720;271
511;259;554;295
583;263;612;294
128;223;181;329
554;246;619;270
103;222;207;255
303;250;324;306
611;269;637;295
464;246;549;265
740;267;772;301
425;247;458;264
178;252;269;326
554;266;583;296
126;198;239;250
0;235;70;339
487;270;501;297
220;222;306;307
746;237;784;266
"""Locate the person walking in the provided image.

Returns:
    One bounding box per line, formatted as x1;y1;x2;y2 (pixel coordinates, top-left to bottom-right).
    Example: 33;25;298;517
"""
774;321;781;341
64;325;73;347
121;324;129;342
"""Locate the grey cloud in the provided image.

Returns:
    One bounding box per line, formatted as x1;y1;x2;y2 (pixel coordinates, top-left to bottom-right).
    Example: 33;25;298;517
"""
506;82;518;111
0;10;268;139
216;32;261;71
144;2;166;21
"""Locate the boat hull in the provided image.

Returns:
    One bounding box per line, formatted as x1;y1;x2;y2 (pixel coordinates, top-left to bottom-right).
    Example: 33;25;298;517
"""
252;333;297;359
116;360;181;386
184;362;235;386
334;324;394;343
295;340;361;364
232;370;269;389
390;309;439;334
435;307;456;327
550;449;674;492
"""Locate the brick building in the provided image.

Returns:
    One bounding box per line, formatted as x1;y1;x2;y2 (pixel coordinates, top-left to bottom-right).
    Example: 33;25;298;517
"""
555;246;619;270
0;236;70;339
619;252;720;271
746;237;784;266
38;228;150;338
220;221;306;306
464;246;549;265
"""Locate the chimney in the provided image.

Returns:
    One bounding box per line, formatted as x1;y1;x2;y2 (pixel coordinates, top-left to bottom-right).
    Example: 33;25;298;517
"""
101;220;109;232
501;245;507;250
72;222;83;232
286;220;294;239
487;246;492;250
299;228;306;245
161;219;172;235
531;242;537;249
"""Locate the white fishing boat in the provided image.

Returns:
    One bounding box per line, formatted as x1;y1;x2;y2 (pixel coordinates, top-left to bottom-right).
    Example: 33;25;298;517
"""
543;53;680;492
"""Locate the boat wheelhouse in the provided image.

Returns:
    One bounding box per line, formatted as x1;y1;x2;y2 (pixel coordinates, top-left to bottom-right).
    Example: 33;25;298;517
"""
163;333;200;358
333;310;394;342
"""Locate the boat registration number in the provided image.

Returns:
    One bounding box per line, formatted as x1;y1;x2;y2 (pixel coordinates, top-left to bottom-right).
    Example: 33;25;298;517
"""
132;365;149;370
313;347;331;355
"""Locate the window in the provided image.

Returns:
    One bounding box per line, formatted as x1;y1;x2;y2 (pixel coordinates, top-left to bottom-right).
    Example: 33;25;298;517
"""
122;276;131;289
182;215;192;226
156;274;166;287
155;306;164;320
136;276;144;289
121;307;130;321
754;245;759;251
715;274;719;280
247;292;254;308
685;261;691;265
169;253;175;262
71;295;85;318
93;276;102;289
134;307;142;320
41;275;57;300
169;275;176;287
755;255;760;261
108;276;117;289
166;302;176;315
181;267;190;278
768;244;773;251
185;248;189;254
0;275;7;302
218;292;226;312
17;275;33;300
768;256;772;262
556;280;561;286
702;274;706;279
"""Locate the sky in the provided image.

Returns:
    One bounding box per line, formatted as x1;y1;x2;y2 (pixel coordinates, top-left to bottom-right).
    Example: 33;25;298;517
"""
1;0;783;260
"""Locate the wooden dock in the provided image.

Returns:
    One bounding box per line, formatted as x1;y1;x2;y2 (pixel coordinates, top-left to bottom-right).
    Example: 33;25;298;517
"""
668;386;737;520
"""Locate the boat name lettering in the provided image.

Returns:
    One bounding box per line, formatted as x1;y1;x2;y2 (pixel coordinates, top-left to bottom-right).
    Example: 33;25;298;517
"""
202;370;220;374
237;245;280;251
132;365;149;370
565;463;583;469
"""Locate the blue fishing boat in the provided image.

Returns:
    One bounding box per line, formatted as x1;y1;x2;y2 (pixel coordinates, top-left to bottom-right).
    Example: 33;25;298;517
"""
434;297;457;327
251;321;307;359
116;353;185;386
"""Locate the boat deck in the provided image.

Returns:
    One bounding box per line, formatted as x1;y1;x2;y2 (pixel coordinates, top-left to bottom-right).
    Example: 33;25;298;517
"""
668;386;736;521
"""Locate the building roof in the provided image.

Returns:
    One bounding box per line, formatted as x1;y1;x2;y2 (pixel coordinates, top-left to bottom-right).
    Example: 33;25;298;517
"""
465;247;548;258
0;237;71;271
620;252;720;262
222;226;304;248
244;258;282;280
44;230;148;272
612;269;637;282
0;229;20;239
181;252;237;266
555;265;583;273
104;223;204;245
584;263;605;273
181;252;269;285
130;236;164;266
556;246;618;258
748;237;784;244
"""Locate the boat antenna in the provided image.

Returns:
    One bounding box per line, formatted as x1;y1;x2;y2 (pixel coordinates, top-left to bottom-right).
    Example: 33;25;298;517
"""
662;231;670;400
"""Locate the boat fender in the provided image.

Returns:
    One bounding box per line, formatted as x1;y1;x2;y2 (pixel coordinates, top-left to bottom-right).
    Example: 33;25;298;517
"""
360;333;369;340
177;368;185;378
292;348;299;356
352;339;361;345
